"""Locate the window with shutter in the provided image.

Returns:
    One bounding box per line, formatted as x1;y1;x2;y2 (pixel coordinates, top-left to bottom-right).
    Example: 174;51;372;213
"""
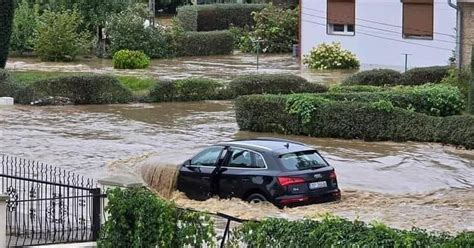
327;0;355;35
403;0;434;39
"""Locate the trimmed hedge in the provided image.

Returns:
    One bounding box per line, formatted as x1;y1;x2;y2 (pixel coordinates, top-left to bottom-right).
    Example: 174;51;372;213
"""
401;66;450;85
328;85;388;93
230;216;474;247
177;31;234;57
319;84;465;117
149;78;224;102
342;69;402;86
229;74;328;96
27;75;133;104
176;4;267;32
235;94;474;149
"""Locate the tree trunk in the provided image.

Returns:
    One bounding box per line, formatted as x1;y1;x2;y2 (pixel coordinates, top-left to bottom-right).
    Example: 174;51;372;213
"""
0;0;15;69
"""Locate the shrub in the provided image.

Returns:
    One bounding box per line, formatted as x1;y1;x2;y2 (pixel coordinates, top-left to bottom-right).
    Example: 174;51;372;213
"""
0;69;20;98
0;0;15;68
113;50;150;69
34;9;90;62
10;0;40;55
342;69;402;86
229;216;474;247
98;187;215;248
176;31;234;57
149;78;224;102
236;5;298;53
229;74;327;96
176;4;267;32
106;8;171;59
401;65;450;85
234;94;474;149
304;42;360;70
329;85;387;93
440;67;471;100
28;75;133;104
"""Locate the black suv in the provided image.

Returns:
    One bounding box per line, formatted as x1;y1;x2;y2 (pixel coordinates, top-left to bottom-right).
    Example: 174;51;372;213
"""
177;138;341;208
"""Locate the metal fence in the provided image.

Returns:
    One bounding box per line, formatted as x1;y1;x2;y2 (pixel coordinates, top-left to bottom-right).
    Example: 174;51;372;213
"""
0;155;104;247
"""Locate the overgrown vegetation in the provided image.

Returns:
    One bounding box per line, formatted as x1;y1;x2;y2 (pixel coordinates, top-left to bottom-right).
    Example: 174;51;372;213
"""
0;0;15;68
98;187;215;248
229;216;474;247
10;0;40;55
113;50;150;69
235;94;474;149
304;42;360;70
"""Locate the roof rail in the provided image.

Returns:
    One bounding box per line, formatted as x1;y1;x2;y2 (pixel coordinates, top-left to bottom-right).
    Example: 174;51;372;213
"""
252;137;308;146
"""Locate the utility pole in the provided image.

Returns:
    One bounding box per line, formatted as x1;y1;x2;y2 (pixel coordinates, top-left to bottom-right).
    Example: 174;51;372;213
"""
149;0;156;27
402;53;412;72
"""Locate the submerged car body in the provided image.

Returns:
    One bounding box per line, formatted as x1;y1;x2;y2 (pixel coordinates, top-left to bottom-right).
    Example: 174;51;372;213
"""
177;138;341;208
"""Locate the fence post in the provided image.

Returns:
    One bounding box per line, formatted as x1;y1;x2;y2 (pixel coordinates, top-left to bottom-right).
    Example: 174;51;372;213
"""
0;195;8;248
90;188;102;241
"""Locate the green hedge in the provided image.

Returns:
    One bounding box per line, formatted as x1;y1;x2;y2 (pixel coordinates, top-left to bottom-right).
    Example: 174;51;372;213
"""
319;84;464;117
342;69;402;86
113;50;150;69
27;75;133;104
176;4;267;32
0;0;15;68
177;31;234;57
230;216;474;247
235;95;474;149
149;78;225;102
229;74;328;96
401;66;450;85
328;85;388;93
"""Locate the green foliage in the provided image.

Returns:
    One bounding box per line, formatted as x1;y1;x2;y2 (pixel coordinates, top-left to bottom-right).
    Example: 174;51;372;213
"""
116;75;155;92
235;94;474;149
98;187;215;248
401;65;450;85
149;78;224;102
34;9;90;61
229;73;327;96
10;0;40;54
106;8;171;59
342;69;403;86
0;0;15;68
25;75;133;104
329;85;387;93
176;4;267;32
176;31;235;57
0;69;26;101
304;42;360;70
237;5;298;53
441;67;471;102
229;216;474;247
113;50;150;69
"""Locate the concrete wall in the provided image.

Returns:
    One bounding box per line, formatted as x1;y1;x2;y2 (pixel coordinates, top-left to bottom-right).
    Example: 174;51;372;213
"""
460;1;474;67
300;0;457;68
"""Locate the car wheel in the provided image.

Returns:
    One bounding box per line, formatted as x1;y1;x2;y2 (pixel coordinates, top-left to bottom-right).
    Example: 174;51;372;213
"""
246;193;268;204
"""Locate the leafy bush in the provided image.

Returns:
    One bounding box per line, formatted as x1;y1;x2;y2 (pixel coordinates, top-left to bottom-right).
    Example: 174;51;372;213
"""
329;85;387;93
26;75;133;104
176;31;234;57
229;73;327;96
304;42;360;70
10;0;40;55
401;65;450;85
342;69;402;86
235;94;474;149
113;50;150;69
106;8;171;59
0;0;15;68
229;216;474;247
149;78;224;102
440;67;471;100
236;5;298;53
319;84;465;117
98;187;215;248
0;69;21;99
34;9;90;61
176;4;267;32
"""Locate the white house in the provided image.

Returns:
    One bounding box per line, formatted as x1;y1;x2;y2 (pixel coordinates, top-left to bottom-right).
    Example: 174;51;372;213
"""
300;0;458;68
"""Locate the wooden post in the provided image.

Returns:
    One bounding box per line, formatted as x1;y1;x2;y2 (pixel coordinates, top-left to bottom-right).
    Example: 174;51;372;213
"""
469;46;474;114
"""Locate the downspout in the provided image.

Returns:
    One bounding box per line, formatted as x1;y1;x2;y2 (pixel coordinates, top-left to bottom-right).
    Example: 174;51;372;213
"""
448;0;462;68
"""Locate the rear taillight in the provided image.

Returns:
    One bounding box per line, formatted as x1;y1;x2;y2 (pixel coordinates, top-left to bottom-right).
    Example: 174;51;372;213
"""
277;176;305;187
280;196;309;205
329;170;337;180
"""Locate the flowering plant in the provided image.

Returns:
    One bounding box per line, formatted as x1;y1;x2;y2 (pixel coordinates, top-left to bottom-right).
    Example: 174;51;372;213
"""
304;42;360;70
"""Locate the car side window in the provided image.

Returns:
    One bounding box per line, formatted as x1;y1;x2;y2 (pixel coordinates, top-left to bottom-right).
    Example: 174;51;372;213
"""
228;148;266;169
190;147;222;167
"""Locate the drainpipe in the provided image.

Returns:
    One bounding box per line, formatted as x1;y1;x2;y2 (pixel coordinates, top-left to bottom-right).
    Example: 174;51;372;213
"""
448;0;462;68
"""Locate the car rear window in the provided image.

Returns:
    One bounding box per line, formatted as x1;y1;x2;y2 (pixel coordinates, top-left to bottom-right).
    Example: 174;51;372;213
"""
279;150;328;171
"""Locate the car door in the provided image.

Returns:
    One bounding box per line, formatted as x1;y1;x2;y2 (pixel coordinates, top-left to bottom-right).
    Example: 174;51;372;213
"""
178;146;223;200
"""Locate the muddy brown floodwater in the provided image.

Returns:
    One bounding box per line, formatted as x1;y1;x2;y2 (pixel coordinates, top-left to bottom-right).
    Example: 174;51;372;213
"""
1;101;473;233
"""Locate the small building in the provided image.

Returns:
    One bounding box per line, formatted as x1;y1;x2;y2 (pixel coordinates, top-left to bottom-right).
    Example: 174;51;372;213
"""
300;0;462;68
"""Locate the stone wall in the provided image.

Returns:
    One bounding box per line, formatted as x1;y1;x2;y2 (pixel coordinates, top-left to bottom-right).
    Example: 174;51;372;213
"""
460;2;474;67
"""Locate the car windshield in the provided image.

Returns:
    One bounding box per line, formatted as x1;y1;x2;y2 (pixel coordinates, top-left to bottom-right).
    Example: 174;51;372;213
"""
279;150;328;171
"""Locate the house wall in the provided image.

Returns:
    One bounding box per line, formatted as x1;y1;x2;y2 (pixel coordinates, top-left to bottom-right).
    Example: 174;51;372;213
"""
300;0;457;69
460;1;474;67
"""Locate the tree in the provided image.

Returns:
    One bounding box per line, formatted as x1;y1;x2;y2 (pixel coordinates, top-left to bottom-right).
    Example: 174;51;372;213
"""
0;0;15;68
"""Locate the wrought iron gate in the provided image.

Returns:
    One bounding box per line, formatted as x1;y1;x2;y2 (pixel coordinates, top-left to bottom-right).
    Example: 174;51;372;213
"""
1;155;104;247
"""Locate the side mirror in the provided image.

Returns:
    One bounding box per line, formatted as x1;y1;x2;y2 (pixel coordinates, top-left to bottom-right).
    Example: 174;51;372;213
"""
184;159;192;167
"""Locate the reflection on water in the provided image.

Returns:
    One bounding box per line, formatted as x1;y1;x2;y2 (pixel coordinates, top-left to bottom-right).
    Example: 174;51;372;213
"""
1;102;473;232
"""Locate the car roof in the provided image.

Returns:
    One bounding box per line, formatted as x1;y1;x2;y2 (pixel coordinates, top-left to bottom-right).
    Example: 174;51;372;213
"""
216;138;315;155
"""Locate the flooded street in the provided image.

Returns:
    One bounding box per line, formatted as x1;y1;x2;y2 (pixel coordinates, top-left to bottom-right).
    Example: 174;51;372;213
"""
1;102;473;233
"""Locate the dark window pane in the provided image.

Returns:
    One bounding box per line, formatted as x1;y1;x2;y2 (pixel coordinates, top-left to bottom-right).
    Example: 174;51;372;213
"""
333;24;345;32
347;24;355;32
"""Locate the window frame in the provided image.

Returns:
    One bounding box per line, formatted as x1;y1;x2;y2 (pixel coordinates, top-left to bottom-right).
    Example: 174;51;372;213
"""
326;0;356;36
402;0;434;40
190;146;224;168
222;147;268;170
